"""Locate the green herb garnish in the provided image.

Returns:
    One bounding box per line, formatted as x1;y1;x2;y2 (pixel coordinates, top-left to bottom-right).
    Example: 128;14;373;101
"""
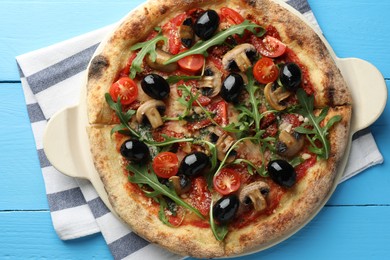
209;200;228;241
164;20;265;64
166;75;202;84
129;27;167;78
294;89;341;159
128;164;205;220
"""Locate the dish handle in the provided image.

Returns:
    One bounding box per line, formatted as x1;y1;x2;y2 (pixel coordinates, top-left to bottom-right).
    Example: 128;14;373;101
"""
43;105;91;179
336;58;387;133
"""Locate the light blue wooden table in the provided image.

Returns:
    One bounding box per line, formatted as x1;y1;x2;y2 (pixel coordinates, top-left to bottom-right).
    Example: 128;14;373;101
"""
1;0;389;259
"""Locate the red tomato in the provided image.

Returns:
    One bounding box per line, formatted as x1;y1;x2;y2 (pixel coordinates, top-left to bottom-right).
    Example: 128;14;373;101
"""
163;13;187;55
188;176;211;216
212;100;228;126
195;95;212;107
118;53;137;78
109;77;138;105
178;54;205;73
251;35;286;58
213;168;241;195
220;7;245;24
253;57;279;84
152;152;179;179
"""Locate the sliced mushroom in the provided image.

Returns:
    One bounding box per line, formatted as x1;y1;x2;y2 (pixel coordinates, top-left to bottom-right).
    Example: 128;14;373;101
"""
216;133;236;162
264;82;292;111
145;49;178;72
222;43;257;72
276;130;305;158
199;64;222;97
239;181;270;211
136;99;166;128
169;175;191;195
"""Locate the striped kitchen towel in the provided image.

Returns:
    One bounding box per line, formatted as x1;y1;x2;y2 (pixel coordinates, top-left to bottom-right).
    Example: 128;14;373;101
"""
15;0;383;259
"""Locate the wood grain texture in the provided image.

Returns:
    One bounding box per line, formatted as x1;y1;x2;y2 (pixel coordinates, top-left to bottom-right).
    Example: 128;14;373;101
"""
0;211;112;259
0;0;389;259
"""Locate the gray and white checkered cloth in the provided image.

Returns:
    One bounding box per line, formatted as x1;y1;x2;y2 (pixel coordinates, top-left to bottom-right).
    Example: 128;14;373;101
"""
16;0;383;259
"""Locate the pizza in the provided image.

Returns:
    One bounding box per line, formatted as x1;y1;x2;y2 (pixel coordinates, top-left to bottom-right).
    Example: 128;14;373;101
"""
85;0;352;258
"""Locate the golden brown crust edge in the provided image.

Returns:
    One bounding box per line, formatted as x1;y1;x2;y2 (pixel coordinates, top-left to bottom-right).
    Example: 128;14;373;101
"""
87;126;225;258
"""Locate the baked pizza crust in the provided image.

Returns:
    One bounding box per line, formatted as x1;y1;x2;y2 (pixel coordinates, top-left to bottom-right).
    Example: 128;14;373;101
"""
85;0;353;258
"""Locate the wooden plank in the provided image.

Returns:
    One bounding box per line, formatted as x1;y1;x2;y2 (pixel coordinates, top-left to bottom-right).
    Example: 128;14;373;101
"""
308;0;390;76
0;84;48;209
0;1;139;80
1;206;389;259
0;83;31;128
0;211;112;259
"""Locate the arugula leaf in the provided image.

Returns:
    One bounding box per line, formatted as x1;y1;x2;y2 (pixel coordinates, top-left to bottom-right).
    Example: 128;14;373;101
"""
158;200;175;227
166;75;202;84
105;93;140;138
213;136;259;177
174;84;222;127
129;28;167;78
209;200;228;241
164;20;265;64
245;68;263;132
127;164;205;220
294;89;341;159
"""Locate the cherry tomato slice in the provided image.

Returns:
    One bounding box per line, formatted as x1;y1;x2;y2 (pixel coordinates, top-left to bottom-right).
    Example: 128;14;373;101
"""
152;152;179;179
178;54;205;73
188;176;211;216
220;7;245;25
213;168;241;195
212;100;228;126
109;77;138;105
251;35;286;58
253;57;279;84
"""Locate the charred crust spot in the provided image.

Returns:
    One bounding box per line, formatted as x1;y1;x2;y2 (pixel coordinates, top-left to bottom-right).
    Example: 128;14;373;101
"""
88;55;109;79
159;5;168;15
244;0;257;7
296;39;303;47
126;19;145;38
326;86;336;107
325;70;336;106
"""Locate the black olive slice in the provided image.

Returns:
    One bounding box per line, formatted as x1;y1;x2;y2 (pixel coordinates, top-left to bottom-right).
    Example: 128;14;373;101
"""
212;195;240;225
120;139;150;164
178;152;210;177
279;62;302;91
141;73;170;100
267;159;297;188
221;73;244;103
193;10;220;40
